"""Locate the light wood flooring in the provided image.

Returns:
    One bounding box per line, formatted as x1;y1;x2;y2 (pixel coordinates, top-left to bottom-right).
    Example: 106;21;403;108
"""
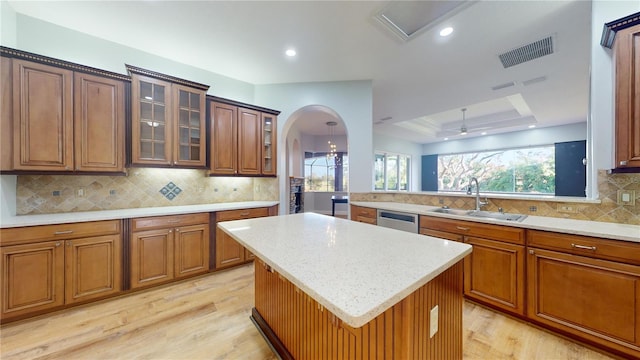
0;263;619;360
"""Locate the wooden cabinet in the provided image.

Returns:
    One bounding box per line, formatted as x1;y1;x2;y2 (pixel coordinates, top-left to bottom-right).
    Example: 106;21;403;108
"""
215;207;270;269
130;213;209;289
527;230;640;358
129;66;207;167
350;205;377;225
420;215;526;316
614;23;640;169
209;98;279;176
4;54;126;173
0;220;121;322
12;59;74;171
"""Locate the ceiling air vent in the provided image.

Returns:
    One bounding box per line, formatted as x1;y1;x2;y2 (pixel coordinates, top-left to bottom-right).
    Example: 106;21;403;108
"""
499;36;554;68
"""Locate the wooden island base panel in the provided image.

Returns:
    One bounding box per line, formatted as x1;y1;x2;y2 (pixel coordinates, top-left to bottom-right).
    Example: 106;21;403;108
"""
252;259;464;360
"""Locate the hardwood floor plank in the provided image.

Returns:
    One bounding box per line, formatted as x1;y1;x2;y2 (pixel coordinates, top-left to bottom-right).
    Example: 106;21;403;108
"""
0;263;619;360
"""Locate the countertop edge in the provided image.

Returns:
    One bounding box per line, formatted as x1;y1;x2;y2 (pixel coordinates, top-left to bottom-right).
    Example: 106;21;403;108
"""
0;201;280;228
351;201;640;243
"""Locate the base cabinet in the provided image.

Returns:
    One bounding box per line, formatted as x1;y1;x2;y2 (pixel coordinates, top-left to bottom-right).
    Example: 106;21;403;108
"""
130;213;209;289
420;215;526;316
350;205;377;225
0;220;122;322
215;208;270;269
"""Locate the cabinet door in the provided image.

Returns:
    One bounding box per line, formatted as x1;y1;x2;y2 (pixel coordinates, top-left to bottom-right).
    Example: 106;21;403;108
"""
131;74;172;165
173;85;206;167
261;113;277;176
215;227;245;269
130;228;174;289
615;24;640;168
13;59;73;171
1;241;65;321
209;101;237;175
237;107;261;175
1;56;12;170
65;234;122;304
350;205;377;225
174;223;209;279
74;72;125;172
464;236;525;316
528;248;640;355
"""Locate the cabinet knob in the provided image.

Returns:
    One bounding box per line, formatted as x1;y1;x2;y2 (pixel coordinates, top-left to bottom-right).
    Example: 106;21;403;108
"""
529;249;535;255
67;241;71;246
175;228;180;232
169;230;172;233
55;242;61;247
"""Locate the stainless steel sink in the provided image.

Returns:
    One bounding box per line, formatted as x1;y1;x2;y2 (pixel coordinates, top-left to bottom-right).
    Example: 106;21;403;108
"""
430;208;527;222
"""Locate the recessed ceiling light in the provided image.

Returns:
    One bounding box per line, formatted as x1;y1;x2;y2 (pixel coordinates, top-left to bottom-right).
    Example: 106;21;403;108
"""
439;27;453;37
481;132;487;135
528;125;536;129
285;49;297;57
444;137;449;141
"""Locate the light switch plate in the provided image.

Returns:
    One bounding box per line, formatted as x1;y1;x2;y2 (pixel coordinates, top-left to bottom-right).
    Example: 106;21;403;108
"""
617;190;636;206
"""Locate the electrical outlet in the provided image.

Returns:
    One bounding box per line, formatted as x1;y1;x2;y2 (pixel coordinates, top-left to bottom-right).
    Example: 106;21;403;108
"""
77;188;85;197
617;190;636;206
429;305;439;338
557;204;577;213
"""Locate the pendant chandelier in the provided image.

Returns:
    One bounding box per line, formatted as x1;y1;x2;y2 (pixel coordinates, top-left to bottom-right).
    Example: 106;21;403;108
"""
326;121;340;165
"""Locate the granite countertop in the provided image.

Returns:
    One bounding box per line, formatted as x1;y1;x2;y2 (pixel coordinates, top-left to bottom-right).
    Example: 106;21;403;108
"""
352;201;640;243
0;201;280;228
218;212;472;328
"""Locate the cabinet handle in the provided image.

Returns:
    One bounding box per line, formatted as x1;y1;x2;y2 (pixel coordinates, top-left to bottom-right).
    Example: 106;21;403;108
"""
571;243;596;251
620;160;628;166
456;226;470;231
54;230;73;235
240;212;250;216
167;220;181;223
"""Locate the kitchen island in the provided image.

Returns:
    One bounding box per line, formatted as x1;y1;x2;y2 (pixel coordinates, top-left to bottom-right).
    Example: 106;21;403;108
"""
218;212;472;359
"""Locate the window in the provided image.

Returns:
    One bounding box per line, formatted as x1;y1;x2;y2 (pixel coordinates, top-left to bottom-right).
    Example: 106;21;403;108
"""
437;145;555;194
374;152;410;191
304;152;348;192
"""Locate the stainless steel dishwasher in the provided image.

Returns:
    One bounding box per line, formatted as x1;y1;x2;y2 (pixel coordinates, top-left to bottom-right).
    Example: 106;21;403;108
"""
376;209;419;233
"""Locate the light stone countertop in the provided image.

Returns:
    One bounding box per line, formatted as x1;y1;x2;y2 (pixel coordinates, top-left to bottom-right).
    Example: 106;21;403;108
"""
218;212;472;328
0;201;279;228
352;201;640;243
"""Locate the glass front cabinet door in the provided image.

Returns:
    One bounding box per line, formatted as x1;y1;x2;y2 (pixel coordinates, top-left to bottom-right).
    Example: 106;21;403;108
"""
129;68;207;168
261;113;277;176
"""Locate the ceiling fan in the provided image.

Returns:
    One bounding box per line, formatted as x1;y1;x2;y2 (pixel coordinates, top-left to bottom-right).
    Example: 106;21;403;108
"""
459;108;468;135
435;108;496;138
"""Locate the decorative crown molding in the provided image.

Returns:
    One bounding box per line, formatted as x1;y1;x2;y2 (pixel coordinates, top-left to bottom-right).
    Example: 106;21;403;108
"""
0;46;131;81
601;12;640;49
125;64;210;91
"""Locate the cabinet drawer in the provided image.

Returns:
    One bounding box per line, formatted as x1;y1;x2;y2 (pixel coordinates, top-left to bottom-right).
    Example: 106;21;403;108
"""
216;208;269;222
131;213;209;231
0;220;121;246
528;229;640;265
350;205;376;219
421;216;524;245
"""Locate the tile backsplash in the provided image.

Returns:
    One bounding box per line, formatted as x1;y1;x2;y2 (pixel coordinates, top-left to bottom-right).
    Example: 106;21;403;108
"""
351;170;640;225
16;168;279;215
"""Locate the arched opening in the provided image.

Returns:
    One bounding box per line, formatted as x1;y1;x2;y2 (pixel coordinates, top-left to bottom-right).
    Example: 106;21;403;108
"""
281;105;349;216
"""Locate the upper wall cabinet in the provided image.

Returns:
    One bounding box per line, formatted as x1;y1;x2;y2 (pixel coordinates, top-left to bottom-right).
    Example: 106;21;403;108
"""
127;65;208;168
0;47;127;173
603;14;640;171
209;97;279;177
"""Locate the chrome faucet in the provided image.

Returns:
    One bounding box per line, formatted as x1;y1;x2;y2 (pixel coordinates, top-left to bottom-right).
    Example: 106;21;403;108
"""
467;177;488;211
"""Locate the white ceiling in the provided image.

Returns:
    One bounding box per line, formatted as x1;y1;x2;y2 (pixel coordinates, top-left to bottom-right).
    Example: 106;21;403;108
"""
7;0;592;142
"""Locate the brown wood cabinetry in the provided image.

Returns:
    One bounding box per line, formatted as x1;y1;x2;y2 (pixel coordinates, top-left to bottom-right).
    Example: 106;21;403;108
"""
130;213;209;289
2;52;126;173
350;205;377;224
129;70;207;168
0;220;121;322
527;230;640;358
209;98;278;176
420;215;526;316
614;23;640;169
215;207;270;269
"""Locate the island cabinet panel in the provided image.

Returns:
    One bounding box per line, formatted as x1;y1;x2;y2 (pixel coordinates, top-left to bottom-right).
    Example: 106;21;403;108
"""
253;259;464;360
350;205;377;225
